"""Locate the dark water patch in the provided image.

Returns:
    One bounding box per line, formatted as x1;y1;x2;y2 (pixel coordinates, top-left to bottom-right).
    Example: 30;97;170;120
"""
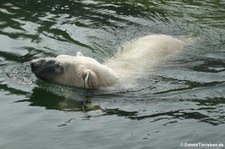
16;87;101;112
102;108;138;117
0;83;28;96
193;98;225;106
0;30;40;42
127;105;225;126
0;51;34;63
193;59;225;73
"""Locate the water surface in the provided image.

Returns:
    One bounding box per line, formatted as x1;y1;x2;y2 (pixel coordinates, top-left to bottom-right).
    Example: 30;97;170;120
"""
0;0;225;149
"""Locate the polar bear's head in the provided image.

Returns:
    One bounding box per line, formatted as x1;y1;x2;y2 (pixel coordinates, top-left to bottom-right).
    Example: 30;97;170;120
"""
31;52;118;89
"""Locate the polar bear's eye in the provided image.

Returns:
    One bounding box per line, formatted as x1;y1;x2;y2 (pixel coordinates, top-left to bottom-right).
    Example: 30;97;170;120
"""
55;64;64;73
47;60;56;65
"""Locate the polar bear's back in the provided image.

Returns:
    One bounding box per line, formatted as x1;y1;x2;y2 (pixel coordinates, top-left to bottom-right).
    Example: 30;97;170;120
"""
105;34;184;79
118;34;184;60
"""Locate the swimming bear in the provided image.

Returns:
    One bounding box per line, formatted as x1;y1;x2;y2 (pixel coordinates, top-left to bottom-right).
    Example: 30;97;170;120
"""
31;34;184;89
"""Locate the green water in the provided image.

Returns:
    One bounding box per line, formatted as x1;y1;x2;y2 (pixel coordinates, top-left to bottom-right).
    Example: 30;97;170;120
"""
1;0;225;148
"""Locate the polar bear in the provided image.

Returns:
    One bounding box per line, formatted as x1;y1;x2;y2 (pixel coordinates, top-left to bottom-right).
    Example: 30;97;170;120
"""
31;34;184;89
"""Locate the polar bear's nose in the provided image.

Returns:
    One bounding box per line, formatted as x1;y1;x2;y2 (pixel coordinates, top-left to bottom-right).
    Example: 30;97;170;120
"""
30;58;48;72
30;58;64;81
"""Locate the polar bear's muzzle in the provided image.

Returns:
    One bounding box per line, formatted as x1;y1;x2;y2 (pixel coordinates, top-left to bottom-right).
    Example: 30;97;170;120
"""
31;58;64;80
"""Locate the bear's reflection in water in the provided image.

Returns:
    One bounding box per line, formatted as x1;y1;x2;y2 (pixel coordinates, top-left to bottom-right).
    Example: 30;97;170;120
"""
27;84;101;112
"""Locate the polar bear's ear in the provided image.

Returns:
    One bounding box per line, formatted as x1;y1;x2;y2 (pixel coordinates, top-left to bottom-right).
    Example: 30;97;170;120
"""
76;51;84;56
82;69;97;88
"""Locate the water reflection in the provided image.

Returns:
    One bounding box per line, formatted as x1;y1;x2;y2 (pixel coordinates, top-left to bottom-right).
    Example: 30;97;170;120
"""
30;87;100;111
17;76;225;126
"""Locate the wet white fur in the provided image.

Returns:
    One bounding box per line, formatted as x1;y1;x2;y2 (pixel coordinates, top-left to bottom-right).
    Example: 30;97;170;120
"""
52;53;118;88
105;34;184;79
42;34;185;88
